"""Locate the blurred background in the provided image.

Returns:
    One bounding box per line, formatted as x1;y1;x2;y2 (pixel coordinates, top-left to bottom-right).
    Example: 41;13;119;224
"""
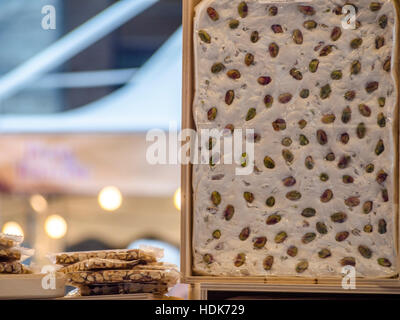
0;0;182;269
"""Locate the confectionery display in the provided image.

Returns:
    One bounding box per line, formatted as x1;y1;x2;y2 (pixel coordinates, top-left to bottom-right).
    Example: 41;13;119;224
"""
192;0;398;277
54;249;157;265
77;282;171;296
53;249;179;296
0;261;31;275
0;233;33;274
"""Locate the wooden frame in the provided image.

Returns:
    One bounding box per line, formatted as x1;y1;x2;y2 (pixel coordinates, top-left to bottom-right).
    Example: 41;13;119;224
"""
181;0;400;293
198;280;400;299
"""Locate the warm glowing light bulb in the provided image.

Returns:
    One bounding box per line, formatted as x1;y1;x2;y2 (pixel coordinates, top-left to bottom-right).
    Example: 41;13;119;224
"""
98;186;122;212
45;215;67;239
30;194;48;213
2;222;24;237
174;188;181;211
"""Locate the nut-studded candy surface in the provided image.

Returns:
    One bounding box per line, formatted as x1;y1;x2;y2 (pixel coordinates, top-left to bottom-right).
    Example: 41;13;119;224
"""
193;0;397;277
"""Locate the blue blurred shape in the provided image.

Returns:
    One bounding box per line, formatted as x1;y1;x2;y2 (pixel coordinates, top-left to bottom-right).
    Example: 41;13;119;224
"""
0;27;182;133
128;238;180;268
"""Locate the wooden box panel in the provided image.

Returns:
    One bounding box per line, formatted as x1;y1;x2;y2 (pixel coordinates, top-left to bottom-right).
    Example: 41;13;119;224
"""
181;0;400;292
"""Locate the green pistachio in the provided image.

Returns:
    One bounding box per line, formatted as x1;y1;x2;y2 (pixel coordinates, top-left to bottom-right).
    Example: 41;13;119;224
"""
320;84;331;99
345;197;360;207
278;93;292;104
301;208;316;218
375;139;385;156
224;205;234;221
292;29;303;44
305;156;314;169
366;81;379;94
303;20;317;29
274;231;288;243
363;201;373;214
206;7;219;21
244;53;254;66
229;19;240;29
287;246;298;257
254;237;267;249
266;214;281;225
331;70;342;80
350;38;363;49
378;219;387;234
316;222;328;234
342;106;352;123
203;253;214;264
238;1;248;18
246;108;257;121
325;152;335;162
351;60;361;75
296;260;309;273
282;137;292;147
377;258;392;267
298;119;307;129
299;134;309;146
264;156;275;169
370;2;382;11
331;212;347;223
234;253;246;267
211;62;225;74
269;42;279;58
207;107;217;121
357;123;366;139
302;232;316;244
282;149;294;164
317;129;328;145
211;191;221;206
320;173;329;182
364;224;373;233
263;255;274;270
331;26;342;41
379;15;388;29
298;5;315;15
300;89;310;99
309;59;319;73
344;91;356;101
318;249;332;259
250;31;259;43
340;257;356;267
378;97;386;107
243;192;254;203
239;227;250;241
335;231;350;242
377;113;386;127
365;163;375;173
375;36;385;49
264;95;273;108
198;30;211;43
286;191;302;201
212;230;221;239
225;90;235;105
266;196;275;207
321;189;333;203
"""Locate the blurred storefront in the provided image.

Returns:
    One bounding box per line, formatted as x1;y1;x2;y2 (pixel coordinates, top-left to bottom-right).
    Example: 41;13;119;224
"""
0;0;182;268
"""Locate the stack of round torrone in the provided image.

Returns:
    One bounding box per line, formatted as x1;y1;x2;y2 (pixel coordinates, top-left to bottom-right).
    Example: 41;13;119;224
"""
0;233;33;274
193;0;399;277
53;249;179;296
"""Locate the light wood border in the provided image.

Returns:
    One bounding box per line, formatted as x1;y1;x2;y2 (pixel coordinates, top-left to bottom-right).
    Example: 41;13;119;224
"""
181;0;400;293
199;279;400;299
